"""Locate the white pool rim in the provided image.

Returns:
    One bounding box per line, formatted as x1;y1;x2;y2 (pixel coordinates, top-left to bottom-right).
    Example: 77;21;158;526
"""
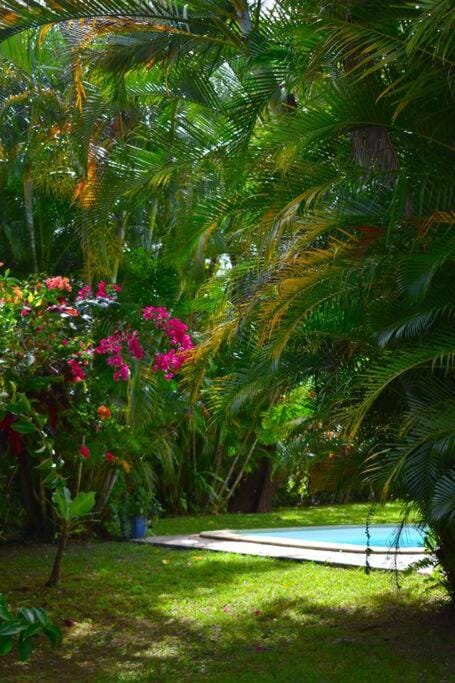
199;524;425;555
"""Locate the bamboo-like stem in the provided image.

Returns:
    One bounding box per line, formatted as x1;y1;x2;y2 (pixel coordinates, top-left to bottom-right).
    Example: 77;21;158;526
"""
24;163;38;273
220;438;258;509
216;431;251;499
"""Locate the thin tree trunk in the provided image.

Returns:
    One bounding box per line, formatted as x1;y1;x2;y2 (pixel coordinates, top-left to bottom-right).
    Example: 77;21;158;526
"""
46;522;68;587
23;164;38;273
112;211;128;283
216;431;252;499
75;460;83;498
95;470;118;514
220;438;258;509
38;473;49;537
146;199;158;252
233;0;252;35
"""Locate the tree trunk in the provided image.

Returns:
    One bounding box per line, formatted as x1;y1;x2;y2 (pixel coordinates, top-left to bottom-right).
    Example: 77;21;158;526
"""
112;211;128;283
256;462;286;513
435;526;455;603
145;199;158;252
23;164;38;273
229;454;285;513
46;523;68;587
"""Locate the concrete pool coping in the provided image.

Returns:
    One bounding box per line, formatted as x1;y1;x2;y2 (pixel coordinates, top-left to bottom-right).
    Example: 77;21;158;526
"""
199;524;424;554
134;533;429;572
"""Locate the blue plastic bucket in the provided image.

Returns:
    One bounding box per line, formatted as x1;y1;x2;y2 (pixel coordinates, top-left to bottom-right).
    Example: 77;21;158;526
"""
130;516;147;538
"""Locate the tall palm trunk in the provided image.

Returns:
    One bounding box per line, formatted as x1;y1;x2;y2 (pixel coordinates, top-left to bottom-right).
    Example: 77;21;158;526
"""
112;211;128;283
23;163;38;273
435;526;455;602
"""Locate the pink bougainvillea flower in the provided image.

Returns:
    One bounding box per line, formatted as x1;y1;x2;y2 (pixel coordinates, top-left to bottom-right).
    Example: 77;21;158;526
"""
153;348;189;379
45;276;72;292
105;451;116;463
67;358;86;381
62;339;69;346
127;331;144;360
164;318;193;350
106;353;124;367
142;305;170;323
96;330;133;381
79;444;90;459
95;332;122;356
76;284;93;301
21;307;31;317
144;311;194;353
113;363;130;381
96;281;109;298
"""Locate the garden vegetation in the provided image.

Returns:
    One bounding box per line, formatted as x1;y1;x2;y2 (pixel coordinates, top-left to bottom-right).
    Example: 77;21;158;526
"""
0;0;454;673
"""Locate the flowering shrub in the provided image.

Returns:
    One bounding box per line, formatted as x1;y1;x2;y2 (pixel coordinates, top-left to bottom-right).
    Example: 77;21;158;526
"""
0;267;194;538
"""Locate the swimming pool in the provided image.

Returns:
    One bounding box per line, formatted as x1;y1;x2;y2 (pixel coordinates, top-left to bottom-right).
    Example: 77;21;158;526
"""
200;524;425;554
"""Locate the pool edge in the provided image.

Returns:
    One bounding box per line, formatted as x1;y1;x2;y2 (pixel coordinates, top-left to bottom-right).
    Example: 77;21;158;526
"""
199;527;425;555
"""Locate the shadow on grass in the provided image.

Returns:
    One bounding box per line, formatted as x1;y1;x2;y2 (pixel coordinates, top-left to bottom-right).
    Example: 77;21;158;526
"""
0;540;453;682
1;591;453;682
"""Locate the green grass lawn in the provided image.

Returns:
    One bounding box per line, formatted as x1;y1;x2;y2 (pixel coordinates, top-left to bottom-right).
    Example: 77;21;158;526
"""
0;504;453;682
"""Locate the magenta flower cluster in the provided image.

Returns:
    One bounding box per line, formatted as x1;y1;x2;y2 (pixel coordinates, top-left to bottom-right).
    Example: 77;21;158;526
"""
142;306;194;380
95;329;144;382
76;281;122;301
67;358;86;382
94;306;193;382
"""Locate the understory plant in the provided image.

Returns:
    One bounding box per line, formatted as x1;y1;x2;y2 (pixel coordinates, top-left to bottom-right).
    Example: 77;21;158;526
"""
0;595;62;660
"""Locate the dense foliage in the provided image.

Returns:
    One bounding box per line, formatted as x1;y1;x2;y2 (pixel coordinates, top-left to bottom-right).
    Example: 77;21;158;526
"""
0;1;453;594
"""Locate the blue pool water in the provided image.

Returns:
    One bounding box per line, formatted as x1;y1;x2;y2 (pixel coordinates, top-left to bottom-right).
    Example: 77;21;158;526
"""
231;525;425;549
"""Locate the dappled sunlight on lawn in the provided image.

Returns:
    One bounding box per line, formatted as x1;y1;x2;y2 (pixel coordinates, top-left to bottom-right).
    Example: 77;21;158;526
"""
152;502;409;536
0;505;448;682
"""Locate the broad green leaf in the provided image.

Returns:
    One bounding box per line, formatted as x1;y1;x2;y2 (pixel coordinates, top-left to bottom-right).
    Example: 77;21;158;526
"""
16;393;32;413
10;420;36;434
0;597;11;622
52;487;72;521
17;633;33;661
43;624;63;648
69;491;96;518
0;622;27;637
33;608;48;627
0;636;13;655
17;607;37;624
